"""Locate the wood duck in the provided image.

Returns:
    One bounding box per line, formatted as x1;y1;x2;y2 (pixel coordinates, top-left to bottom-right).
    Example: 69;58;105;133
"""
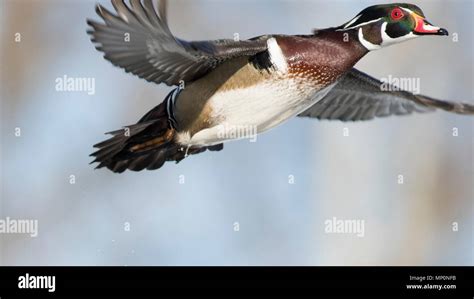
88;0;474;173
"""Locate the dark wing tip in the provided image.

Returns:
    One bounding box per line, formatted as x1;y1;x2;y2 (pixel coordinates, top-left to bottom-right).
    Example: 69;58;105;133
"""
414;95;474;115
449;102;474;115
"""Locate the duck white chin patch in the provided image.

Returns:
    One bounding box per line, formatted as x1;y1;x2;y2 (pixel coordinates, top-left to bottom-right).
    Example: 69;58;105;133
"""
380;22;418;47
358;28;381;51
267;38;288;73
359;22;420;51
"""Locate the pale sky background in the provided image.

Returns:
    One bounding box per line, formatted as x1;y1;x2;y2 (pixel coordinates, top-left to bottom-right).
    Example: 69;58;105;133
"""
0;0;473;265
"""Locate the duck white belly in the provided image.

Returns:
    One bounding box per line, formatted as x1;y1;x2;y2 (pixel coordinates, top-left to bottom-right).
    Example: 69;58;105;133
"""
181;78;335;146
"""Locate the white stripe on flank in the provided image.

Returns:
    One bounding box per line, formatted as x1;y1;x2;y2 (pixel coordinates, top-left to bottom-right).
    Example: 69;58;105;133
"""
267;38;288;73
166;88;180;129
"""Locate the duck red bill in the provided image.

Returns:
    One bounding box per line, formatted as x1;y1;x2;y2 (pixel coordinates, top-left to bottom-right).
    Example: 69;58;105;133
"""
413;13;448;35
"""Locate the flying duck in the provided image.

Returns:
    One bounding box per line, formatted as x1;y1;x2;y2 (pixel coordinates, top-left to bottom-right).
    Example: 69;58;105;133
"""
87;0;474;173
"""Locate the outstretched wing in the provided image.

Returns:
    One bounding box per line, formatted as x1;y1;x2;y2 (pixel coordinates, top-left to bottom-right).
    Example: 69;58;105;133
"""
87;0;269;86
299;68;474;121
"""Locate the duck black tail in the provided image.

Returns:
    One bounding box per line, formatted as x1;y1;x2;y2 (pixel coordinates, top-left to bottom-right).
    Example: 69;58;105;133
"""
90;89;223;173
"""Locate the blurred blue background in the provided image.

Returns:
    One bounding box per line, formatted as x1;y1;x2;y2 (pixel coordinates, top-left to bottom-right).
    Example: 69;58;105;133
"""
1;0;472;265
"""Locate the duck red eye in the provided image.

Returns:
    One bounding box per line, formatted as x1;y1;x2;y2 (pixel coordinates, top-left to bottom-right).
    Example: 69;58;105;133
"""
391;8;404;20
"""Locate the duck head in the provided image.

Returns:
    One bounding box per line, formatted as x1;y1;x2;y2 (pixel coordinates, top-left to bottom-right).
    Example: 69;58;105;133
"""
336;3;448;51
